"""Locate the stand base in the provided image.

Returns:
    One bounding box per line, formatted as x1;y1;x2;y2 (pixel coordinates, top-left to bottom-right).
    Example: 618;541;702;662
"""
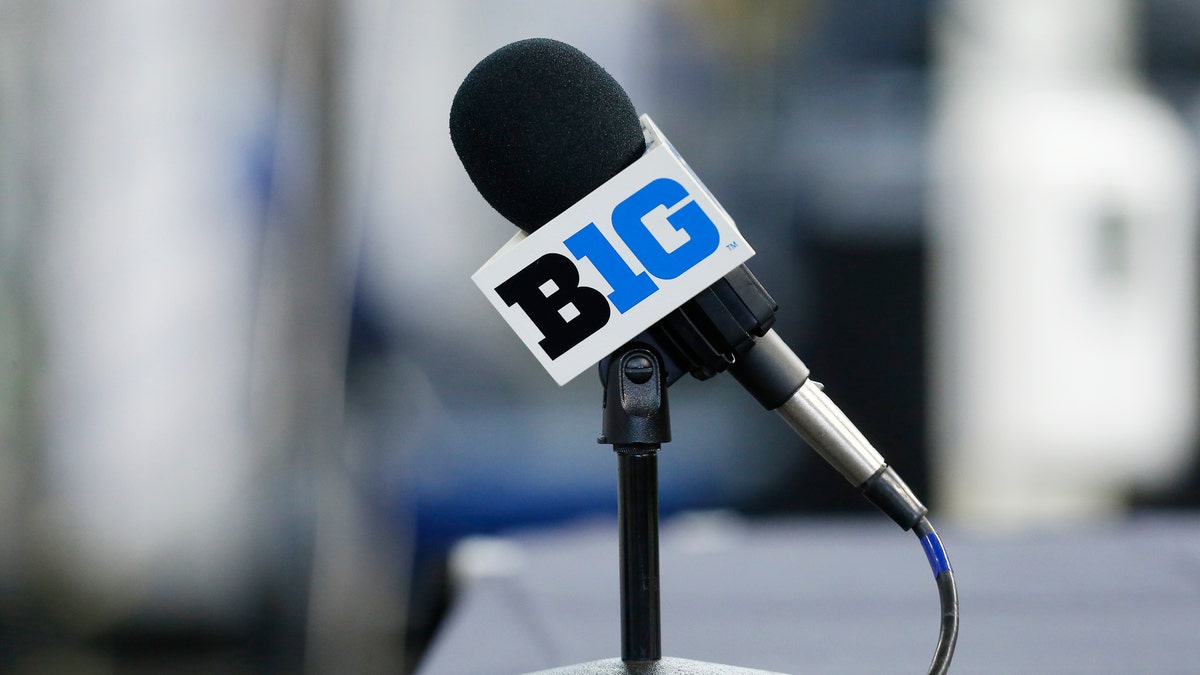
525;657;788;674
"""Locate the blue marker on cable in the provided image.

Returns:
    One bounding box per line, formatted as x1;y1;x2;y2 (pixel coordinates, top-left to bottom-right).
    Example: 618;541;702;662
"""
920;531;953;577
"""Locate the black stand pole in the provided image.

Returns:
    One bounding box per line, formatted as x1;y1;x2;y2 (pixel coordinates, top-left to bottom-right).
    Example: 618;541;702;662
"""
617;452;660;662
523;345;785;674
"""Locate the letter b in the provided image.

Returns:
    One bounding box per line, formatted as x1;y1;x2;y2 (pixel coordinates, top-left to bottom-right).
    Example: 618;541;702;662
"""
495;253;611;359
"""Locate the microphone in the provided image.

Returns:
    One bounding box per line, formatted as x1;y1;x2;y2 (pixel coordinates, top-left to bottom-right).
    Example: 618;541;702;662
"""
450;38;958;675
450;37;921;526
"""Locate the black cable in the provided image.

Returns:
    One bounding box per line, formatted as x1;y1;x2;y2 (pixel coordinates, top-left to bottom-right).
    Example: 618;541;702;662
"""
912;517;959;675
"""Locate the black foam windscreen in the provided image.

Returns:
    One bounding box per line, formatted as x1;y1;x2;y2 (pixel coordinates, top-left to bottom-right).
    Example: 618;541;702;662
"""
449;38;646;232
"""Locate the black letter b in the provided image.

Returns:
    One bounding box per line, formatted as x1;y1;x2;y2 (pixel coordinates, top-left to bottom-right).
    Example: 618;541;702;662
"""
495;253;611;359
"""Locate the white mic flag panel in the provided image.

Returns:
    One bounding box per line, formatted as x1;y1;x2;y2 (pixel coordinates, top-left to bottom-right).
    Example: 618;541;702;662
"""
473;116;754;385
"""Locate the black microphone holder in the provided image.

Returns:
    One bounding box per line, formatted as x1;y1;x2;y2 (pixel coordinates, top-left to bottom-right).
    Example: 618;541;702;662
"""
522;344;784;675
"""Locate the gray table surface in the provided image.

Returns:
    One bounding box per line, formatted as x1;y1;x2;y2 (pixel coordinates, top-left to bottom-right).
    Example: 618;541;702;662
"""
416;511;1200;674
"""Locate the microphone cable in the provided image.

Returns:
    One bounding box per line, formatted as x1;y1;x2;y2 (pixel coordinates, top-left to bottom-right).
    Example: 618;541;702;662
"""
914;516;959;675
730;341;958;673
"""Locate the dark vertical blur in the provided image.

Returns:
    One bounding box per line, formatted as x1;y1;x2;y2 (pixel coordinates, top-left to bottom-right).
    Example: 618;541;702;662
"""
647;1;933;512
1133;0;1200;508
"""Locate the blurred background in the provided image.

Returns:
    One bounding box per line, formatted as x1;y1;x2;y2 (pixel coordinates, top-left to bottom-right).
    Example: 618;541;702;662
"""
2;0;1199;672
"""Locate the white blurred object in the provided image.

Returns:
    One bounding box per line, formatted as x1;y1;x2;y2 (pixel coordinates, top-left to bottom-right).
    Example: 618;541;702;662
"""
29;0;275;624
929;0;1198;526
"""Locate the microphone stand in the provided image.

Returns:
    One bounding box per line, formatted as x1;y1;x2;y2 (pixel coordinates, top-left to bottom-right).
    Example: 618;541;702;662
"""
524;343;784;675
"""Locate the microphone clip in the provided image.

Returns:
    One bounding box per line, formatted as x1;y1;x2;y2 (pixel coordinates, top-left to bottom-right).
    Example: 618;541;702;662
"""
599;264;778;388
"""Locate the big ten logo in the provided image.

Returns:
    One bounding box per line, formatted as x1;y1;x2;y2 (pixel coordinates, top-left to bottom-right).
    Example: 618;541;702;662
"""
495;177;723;360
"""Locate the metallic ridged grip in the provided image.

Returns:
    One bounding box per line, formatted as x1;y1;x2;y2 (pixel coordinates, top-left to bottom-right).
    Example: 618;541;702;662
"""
775;379;886;486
